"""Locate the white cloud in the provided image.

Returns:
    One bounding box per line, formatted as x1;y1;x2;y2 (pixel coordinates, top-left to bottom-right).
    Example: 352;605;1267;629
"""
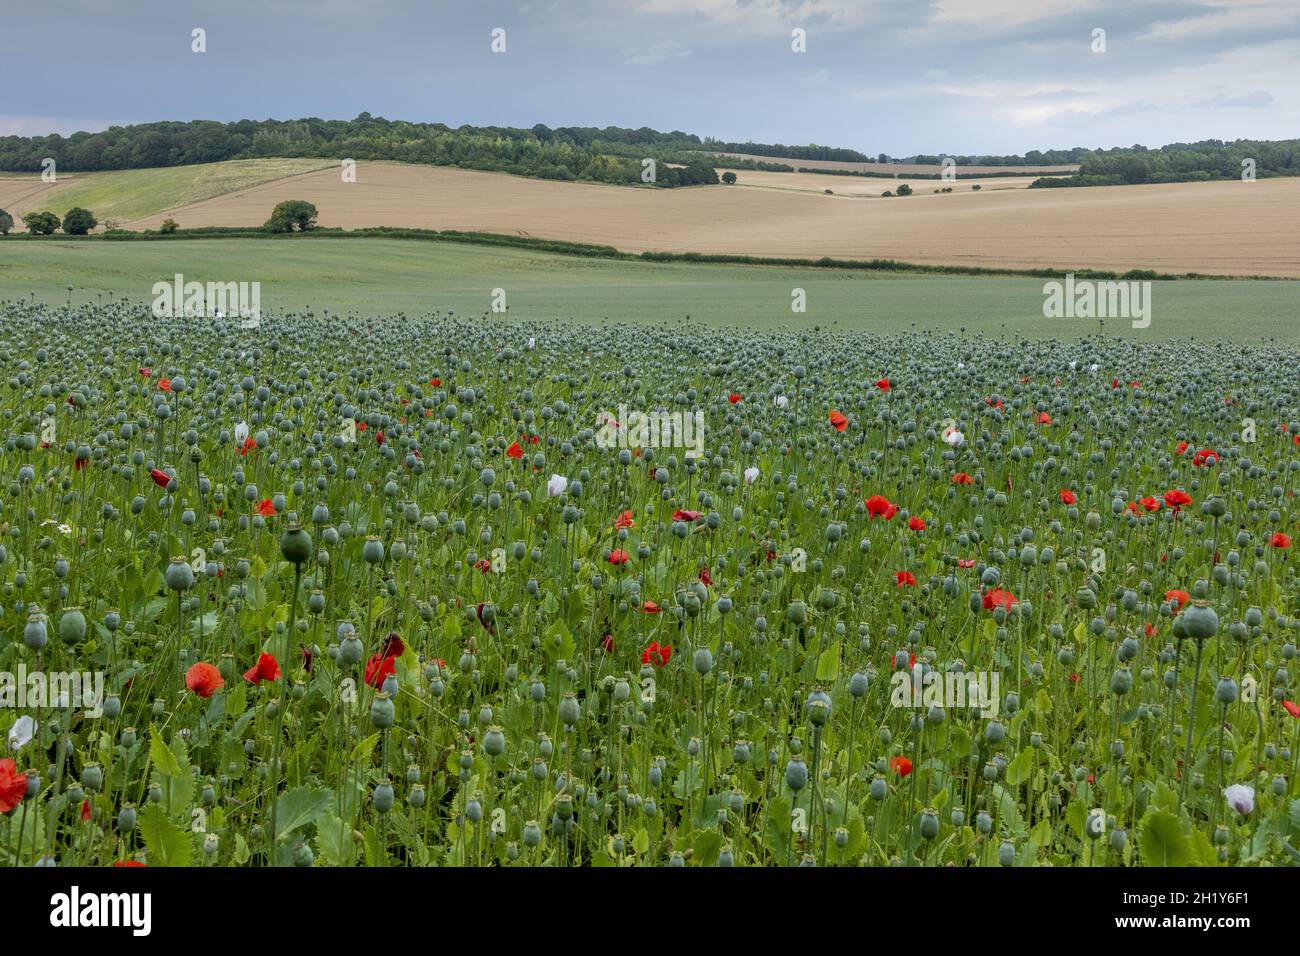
0;115;116;136
624;40;692;65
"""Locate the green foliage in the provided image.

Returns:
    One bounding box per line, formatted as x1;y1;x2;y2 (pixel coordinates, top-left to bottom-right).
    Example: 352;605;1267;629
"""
61;206;98;235
265;199;318;233
21;210;59;234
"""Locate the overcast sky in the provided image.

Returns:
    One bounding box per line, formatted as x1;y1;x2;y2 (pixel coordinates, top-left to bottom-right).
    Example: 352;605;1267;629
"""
2;0;1296;155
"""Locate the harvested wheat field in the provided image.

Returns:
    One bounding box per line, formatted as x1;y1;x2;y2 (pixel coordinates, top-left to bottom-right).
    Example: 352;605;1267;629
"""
730;169;1044;196
706;152;1079;176
123;161;1300;277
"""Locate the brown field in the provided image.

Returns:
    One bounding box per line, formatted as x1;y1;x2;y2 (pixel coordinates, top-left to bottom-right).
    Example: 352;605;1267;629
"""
121;161;1300;277
706;152;1080;176
730;169;1044;196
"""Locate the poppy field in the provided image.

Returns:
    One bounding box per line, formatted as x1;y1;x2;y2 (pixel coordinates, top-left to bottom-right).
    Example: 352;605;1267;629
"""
2;296;1299;868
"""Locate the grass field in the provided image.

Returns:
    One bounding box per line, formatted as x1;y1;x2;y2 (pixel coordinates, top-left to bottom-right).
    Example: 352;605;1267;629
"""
1;237;1295;340
0;159;336;224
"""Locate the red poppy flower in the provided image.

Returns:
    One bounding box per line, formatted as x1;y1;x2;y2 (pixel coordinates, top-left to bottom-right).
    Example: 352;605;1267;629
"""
526;434;539;444
81;797;92;822
641;641;672;667
600;634;615;654
1175;440;1189;455
1036;412;1052;425
357;421;367;431
74;456;88;472
185;662;224;698
113;860;147;868
1069;673;1080;684
505;441;524;460
364;653;397;688
239;436;256;456
1140;496;1161;512
952;472;973;485
157;378;172;392
1165;589;1190;610
379;633;404;659
895;571;917;587
474;557;491;573
640;600;662;614
608;549;631;566
1164;489;1192;511
0;759;27;813
1059;489;1077;505
1145;622;1156;637
1282;700;1300;718
375;430;385;446
865;495;899;520
875;378;891;393
958;559;976;568
728;393;742;404
1270;532;1292;549
256;498;276;517
138;367;152;378
430;377;441;387
908;516;926;532
614;510;635;529
1192;449;1219;468
672;509;702;522
985;397;1004;410
243;652;282;684
699;566;712;586
149;468;170;489
890;756;912;777
982;588;1019;611
829;410;848;432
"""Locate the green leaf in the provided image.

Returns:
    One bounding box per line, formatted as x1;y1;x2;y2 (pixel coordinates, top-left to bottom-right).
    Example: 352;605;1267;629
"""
274;786;333;842
315;812;354;866
542;619;575;661
1138;807;1192;866
815;643;841;682
1005;749;1034;787
632;828;649;855
691;828;722;867
139;804;193;867
148;724;181;776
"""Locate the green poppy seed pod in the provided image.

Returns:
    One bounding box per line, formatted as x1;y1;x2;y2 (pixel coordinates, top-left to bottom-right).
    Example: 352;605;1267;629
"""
117;804;137;832
985;720;1006;743
785;757;808;791
1206;497;1227;518
1245;606;1263;628
806;688;832;726
484;726;506;757
976;811;992;834
1030;732;1043;749
870;777;887;801
1182;600;1220;640
998;841;1016;866
165;556;194;591
80;763;103;792
1076;587;1097;609
1213;825;1230;847
787;601;807;625
58;607;87;645
733;741;751;764
1110;667;1133;696
1109;827;1127;852
362;535;385;564
559;692;580;726
373;782;395;814
278;525;312;565
849;671;870;697
204;833;221;857
950;808;965;827
920;808;940;840
1272;775;1286;797
339;634;363;666
23;613;48;650
693;647;713;675
369;693;395;729
1216;677;1238;704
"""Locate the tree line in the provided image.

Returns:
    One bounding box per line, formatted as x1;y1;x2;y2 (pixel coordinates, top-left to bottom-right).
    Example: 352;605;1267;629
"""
1029;139;1300;187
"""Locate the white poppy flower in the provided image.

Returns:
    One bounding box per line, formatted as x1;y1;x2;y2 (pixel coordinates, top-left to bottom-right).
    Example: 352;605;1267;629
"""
527;337;536;350
775;395;789;409
943;428;964;447
547;474;568;498
7;715;36;751
1223;784;1254;815
744;466;759;484
234;420;249;444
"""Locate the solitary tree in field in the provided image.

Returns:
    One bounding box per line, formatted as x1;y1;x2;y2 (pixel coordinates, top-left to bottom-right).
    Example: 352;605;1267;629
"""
160;218;179;233
22;211;60;235
0;208;13;235
62;207;98;235
721;171;737;185
896;183;913;196
265;199;319;233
